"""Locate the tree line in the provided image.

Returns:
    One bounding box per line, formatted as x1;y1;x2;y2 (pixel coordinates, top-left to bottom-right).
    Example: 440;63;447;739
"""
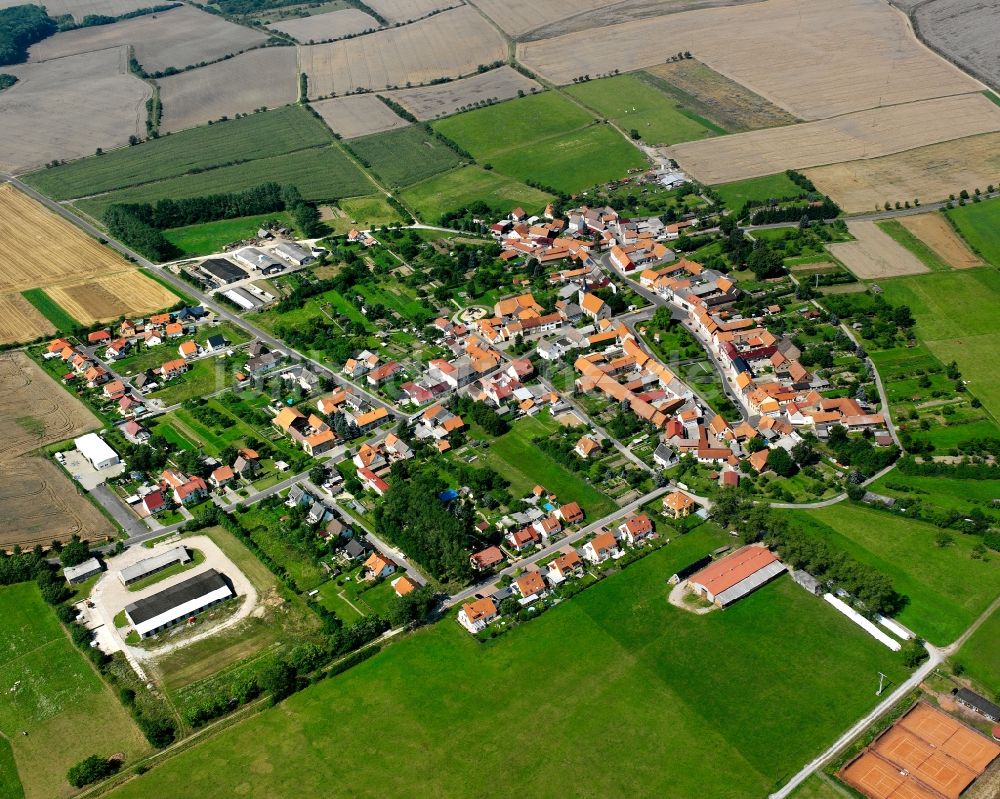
0;5;57;65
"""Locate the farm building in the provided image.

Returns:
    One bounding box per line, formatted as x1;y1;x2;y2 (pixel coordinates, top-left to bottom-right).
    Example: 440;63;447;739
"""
687;545;785;607
233;247;282;272
125;569;234;639
199;258;247;284
273;242;315;265
956;689;1000;723
63;557;102;584
74;433;120;470
118;546;191;586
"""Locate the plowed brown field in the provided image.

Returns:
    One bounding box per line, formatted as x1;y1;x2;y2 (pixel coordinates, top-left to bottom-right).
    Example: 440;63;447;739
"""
898;212;984;269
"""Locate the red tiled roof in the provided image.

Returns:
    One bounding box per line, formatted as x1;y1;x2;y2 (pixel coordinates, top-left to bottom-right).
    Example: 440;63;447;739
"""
690;546;779;597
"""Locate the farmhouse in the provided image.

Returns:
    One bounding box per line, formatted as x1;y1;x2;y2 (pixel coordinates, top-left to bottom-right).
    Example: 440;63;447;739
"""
688;546;785;608
458;597;498;634
74;433;120;470
63;557;102;584
234;247;282;272
119;546;191;586
124;568;234;639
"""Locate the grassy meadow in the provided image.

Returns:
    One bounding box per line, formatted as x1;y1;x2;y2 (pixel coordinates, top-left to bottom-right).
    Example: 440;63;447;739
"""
712;172;805;209
162;212;296;257
952;604;1000;694
400;166;553;222
346;125;464;188
106;530;907;799
945;199;1000;265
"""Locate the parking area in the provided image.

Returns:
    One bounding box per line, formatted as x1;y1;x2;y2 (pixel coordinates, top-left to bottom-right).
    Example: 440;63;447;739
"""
60;448;124;489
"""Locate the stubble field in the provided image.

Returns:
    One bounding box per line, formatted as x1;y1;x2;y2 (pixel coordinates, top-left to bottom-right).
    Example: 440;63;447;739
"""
0;47;149;173
46;272;179;325
364;0;460;23
157;47;299;133
804;132;1000;212
27;5;267;74
912;0;1000;90
667;93;1000;184
310;94;409;138
300;7;506;97
0;0;151;19
897;212;983;269
386;66;542;120
827;221;929;279
0;294;55;345
267;7;380;41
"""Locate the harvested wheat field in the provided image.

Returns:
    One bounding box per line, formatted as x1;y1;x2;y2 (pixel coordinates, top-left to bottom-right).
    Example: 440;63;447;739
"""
267;7;380;41
157;47;298;133
310;94;410;138
386;66;542;120
469;0;607;38
0;0;150;18
643;60;797;131
668;93;1000;184
0;47;149;173
518;0;980;120
829;221;928;279
28;5;267;73
364;0;459;24
912;0;1000;91
805;132;1000;212
898;212;984;269
300;6;505;97
47;272;179;325
0;294;55;345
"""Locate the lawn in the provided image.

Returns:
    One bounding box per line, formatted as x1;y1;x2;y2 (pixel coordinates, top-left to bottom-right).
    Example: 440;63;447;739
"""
432;91;593;159
20;287;81;332
953;603;1000;694
106;531;907;799
712;172;805;209
945;198;1000;265
400;165;553;223
0;738;22;799
868;470;1000;516
473;415;616;518
880;270;1000;419
334;195;406;232
162;212;297;257
24;106;333;200
148;356;230;406
876;220;951;272
75;146;372;221
788;774;844;799
787;503;1000;645
236;505;327;591
564;74;721;145
0;583;148;799
346;126;464;188
487;124;646;195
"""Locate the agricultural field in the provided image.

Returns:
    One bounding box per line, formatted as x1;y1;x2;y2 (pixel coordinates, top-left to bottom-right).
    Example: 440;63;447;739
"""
641;59;798;132
952;605;1000;695
517;0;980;119
45;272;180;325
805;131;1000;213
945;199;1000;266
267;7;380;41
668;94;1000;185
910;0;1000;91
334;195;405;231
400;165;552;222
468;0;610;39
157;47;299;133
300;7;506;97
0;47;150;173
106;535;907;799
27;5;266;74
21;288;80;333
74;145;371;220
895;212;984;269
162;211;297;257
0;293;55;345
789;503;1000;645
564;73;722;145
364;0;457;23
0;583;148;799
827;221;928;280
386;66;543;121
712;172;806;209
310;95;409;139
11;0;152;20
24;105;332;200
346;125;463;187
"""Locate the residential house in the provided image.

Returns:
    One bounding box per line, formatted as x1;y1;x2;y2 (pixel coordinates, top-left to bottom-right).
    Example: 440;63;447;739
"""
514;571;547;603
173;475;208;505
583;531;619;564
618;514;654;545
178;340;198;359
362;551;396;581
574;436;601;459
579;292;611;321
663;490;695;519
210;465;235;488
352;406;390;433
160;359;188;380
470;546;504;571
556;502;584;525
358;467;389;496
458;597;498;633
548;550;583;583
142;489;166;516
232;448;260;479
507;526;541;552
391;575;418;597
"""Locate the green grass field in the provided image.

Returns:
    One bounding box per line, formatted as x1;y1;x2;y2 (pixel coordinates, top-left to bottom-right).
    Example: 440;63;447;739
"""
332;195;406;233
488;124;646;195
564;74;721;145
0;737;22;799
712;173;805;209
24;106;332;200
880;270;1000;420
106;530;907;799
868;471;1000;516
236;506;326;591
432;91;593;159
148;357;229;406
400;166;552;222
788;774;844;799
75;146;372;221
953;604;1000;694
346;126;464;188
20;288;81;332
0;583;148;799
787;503;1000;645
877;220;951;272
162;212;296;257
252;287;375;334
945;199;1000;265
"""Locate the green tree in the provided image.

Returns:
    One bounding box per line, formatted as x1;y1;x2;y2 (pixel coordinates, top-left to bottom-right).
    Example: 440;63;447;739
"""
67;755;119;788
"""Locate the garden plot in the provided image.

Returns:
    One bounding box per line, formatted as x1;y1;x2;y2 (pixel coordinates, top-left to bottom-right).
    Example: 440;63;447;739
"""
667;93;1000;184
311;94;409;138
386;66;542;120
804;132;1000;213
897;213;983;269
0;46;149;173
912;0;1000;91
28;5;267;73
364;0;459;24
518;0;980;120
157;47;298;133
828;221;928;279
267;7;380;41
300;6;505;97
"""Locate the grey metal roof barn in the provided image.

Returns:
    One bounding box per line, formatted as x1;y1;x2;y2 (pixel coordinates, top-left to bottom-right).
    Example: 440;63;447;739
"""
119;546;191;586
